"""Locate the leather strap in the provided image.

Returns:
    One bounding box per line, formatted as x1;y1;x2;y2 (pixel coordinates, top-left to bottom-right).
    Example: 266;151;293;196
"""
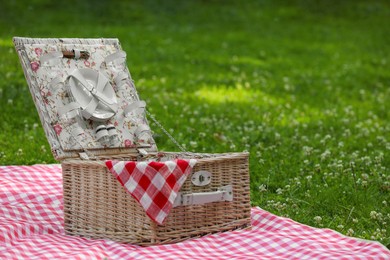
62;50;90;59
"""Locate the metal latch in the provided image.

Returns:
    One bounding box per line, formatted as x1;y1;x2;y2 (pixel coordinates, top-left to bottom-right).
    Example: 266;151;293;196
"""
173;185;233;207
191;171;212;186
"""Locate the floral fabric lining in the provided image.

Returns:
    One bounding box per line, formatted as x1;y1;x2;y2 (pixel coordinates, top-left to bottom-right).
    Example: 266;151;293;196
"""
20;41;156;155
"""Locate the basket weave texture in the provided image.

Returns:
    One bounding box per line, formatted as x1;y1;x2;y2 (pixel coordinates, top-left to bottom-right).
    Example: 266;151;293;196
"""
62;152;251;245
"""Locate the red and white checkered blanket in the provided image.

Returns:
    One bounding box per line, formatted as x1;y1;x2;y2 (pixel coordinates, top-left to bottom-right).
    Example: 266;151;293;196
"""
105;159;197;224
1;164;389;259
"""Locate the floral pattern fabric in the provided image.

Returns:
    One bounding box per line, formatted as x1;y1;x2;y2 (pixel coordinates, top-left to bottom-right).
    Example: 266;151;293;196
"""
14;38;157;159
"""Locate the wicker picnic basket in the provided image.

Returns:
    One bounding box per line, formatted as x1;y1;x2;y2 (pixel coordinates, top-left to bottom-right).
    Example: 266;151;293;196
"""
14;37;251;245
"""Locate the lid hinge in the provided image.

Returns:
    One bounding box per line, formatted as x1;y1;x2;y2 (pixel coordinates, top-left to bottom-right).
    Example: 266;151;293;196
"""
137;148;148;157
78;152;90;160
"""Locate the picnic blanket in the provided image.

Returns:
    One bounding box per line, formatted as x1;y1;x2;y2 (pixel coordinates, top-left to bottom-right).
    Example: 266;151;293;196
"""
1;165;389;260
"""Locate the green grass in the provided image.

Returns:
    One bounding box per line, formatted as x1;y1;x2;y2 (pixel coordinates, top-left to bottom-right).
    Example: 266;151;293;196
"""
0;0;389;247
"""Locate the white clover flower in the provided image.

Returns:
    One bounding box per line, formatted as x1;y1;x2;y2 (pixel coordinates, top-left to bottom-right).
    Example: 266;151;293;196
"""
321;150;331;161
258;159;265;164
343;129;351;137
351;152;359;159
314;216;322;223
258;184;267;193
336;163;343;170
276;188;283;195
346;228;354;236
337;224;344;229
267;200;275;205
303;146;313;156
370;211;378;219
376;136;386;144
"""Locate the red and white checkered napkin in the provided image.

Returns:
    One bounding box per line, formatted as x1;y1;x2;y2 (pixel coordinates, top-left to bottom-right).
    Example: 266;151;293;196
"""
105;159;197;224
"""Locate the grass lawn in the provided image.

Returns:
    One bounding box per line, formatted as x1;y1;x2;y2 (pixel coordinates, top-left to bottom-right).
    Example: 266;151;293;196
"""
0;0;389;247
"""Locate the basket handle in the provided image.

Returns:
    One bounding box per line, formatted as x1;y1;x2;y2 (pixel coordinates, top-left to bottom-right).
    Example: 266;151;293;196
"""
173;185;233;207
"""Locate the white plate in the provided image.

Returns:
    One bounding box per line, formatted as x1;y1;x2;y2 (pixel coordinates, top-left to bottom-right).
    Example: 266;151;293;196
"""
69;68;118;121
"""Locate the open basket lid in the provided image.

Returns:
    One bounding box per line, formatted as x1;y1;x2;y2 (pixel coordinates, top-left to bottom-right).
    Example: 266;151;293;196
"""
13;37;157;160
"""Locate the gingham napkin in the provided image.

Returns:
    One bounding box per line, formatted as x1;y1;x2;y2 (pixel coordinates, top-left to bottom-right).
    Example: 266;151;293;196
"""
105;159;197;224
